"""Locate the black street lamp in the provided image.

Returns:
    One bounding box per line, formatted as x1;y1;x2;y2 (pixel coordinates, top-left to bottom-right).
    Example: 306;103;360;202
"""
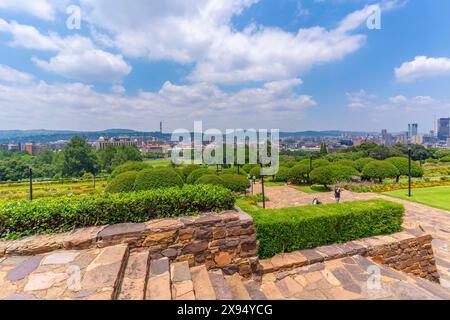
408;144;412;198
28;164;33;201
260;165;266;209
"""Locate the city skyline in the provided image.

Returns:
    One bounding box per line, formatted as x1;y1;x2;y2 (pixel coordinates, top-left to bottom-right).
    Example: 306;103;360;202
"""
1;1;450;132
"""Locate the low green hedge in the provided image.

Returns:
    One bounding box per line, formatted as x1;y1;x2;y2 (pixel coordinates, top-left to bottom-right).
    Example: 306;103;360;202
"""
111;161;151;178
134;167;184;190
238;199;404;259
0;185;236;240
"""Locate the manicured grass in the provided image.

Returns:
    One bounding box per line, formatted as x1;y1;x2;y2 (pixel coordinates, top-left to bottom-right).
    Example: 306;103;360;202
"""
237;199;404;258
144;159;171;167
382;186;450;211
294;185;330;194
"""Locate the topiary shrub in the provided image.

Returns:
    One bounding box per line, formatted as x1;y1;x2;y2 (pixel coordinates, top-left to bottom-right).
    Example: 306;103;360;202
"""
310;164;358;187
249;166;261;178
288;164;311;184
335;160;355;168
222;166;248;176
134;167;184;191
220;174;251;192
243;164;258;174
386;157;424;182
354;158;375;172
362;160;400;183
272;166;290;182
182;164;202;178
105;171;138;193
195;174;224;186
441;156;450;163
186;169;211;184
174;168;187;182
111;161;150;178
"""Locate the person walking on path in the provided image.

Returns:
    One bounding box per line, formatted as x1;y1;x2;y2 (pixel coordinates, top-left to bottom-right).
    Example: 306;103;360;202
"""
334;187;342;203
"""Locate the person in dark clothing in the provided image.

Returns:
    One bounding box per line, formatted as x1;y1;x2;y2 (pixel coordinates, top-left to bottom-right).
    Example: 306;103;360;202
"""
334;187;342;203
312;198;322;205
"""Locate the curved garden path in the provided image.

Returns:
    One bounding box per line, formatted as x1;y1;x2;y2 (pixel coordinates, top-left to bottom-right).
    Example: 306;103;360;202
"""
252;184;450;288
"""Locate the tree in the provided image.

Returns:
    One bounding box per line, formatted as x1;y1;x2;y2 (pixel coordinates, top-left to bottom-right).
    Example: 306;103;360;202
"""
309;164;358;188
320;143;328;155
385;157;423;182
288;164;311;184
98;144;143;173
369;145;391;160
362;160;399;183
61;137;98;177
354;157;375;172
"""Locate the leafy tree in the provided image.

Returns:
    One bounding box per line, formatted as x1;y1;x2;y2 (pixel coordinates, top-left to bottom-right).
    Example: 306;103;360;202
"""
61;137;98;177
310;164;357;188
272;166;290;182
362;160;399;183
385;157;423;182
98;145;143;173
320;143;328;155
288;164;312;184
434;150;450;159
354;157;375;172
369;145;391;160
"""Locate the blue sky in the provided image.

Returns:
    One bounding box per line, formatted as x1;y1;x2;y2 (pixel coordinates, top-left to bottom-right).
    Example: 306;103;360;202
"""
0;0;449;133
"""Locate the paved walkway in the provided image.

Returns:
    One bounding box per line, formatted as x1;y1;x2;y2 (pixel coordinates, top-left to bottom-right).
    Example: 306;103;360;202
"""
252;184;450;288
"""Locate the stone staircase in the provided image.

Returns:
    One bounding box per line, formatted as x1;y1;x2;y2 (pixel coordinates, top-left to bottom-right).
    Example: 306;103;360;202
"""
118;249;266;300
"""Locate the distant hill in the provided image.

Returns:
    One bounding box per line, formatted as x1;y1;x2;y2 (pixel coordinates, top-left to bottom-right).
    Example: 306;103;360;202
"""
0;129;375;144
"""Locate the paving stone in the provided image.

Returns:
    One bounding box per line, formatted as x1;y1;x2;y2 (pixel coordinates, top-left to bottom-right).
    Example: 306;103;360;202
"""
191;266;217;300
226;274;251;300
171;261;191;283
208;270;233;300
260;282;284;300
276;276;304;298
24;272;67;292
146;274;171;300
42;252;80;265
118;251;149;300
2;294;38;300
301;249;324;264
6;255;43;281
149;257;169;276
244;281;267;300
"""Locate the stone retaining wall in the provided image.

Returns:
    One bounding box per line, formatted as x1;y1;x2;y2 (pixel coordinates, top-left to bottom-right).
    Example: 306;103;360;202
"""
0;209;260;278
260;229;439;283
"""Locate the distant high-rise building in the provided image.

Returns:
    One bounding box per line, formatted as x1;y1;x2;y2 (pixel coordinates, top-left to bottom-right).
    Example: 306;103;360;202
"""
381;129;393;146
408;123;418;138
160;121;163;134
438;118;450;141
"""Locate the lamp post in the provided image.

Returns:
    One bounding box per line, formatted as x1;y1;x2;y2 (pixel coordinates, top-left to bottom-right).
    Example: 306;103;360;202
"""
28;164;33;201
408;144;412;198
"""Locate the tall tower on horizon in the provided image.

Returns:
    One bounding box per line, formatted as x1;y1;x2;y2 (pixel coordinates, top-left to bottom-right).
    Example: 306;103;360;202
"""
160;121;163;134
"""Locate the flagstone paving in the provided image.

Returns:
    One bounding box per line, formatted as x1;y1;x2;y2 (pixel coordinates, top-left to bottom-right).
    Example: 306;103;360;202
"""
252;184;450;288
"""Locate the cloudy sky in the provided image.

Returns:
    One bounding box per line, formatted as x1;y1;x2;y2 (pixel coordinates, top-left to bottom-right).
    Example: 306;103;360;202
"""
0;0;449;133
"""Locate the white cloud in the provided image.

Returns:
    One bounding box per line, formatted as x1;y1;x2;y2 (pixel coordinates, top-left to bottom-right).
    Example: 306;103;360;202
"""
0;0;65;20
346;90;377;110
76;0;379;84
395;56;450;82
0;19;131;83
0;79;316;130
0;64;34;83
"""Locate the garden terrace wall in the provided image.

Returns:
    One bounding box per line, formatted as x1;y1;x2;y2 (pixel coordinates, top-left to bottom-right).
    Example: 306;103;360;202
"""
0;209;260;279
260;228;439;283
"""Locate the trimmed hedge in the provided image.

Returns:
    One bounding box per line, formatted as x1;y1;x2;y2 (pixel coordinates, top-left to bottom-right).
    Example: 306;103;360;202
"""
186;169;211;184
195;174;224;186
105;171;138;193
0;185;236;240
238;199;404;259
220;174;251;192
111;161;150;178
134;168;184;190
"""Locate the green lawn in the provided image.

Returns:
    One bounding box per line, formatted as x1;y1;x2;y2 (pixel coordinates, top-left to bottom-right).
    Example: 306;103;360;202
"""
144;159;171;167
382;186;450;211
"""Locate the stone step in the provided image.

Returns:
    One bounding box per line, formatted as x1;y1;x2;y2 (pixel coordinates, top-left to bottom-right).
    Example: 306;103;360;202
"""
117;250;149;300
191;266;217;300
208;270;233;300
243;280;267;300
171;261;195;300
225;274;252;300
146;257;171;300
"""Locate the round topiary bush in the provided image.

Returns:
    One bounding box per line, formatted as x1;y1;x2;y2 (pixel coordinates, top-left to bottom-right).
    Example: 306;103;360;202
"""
243;164;258;174
111;161;151;178
362;160;400;183
249;166;261;178
288;164;311;184
310;164;358;187
220;174;251;192
182;164;202;178
195;174;225;186
105;171;138;193
354;158;375;172
134;167;184;190
386;157;424;182
272;166;290;182
186;168;211;184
